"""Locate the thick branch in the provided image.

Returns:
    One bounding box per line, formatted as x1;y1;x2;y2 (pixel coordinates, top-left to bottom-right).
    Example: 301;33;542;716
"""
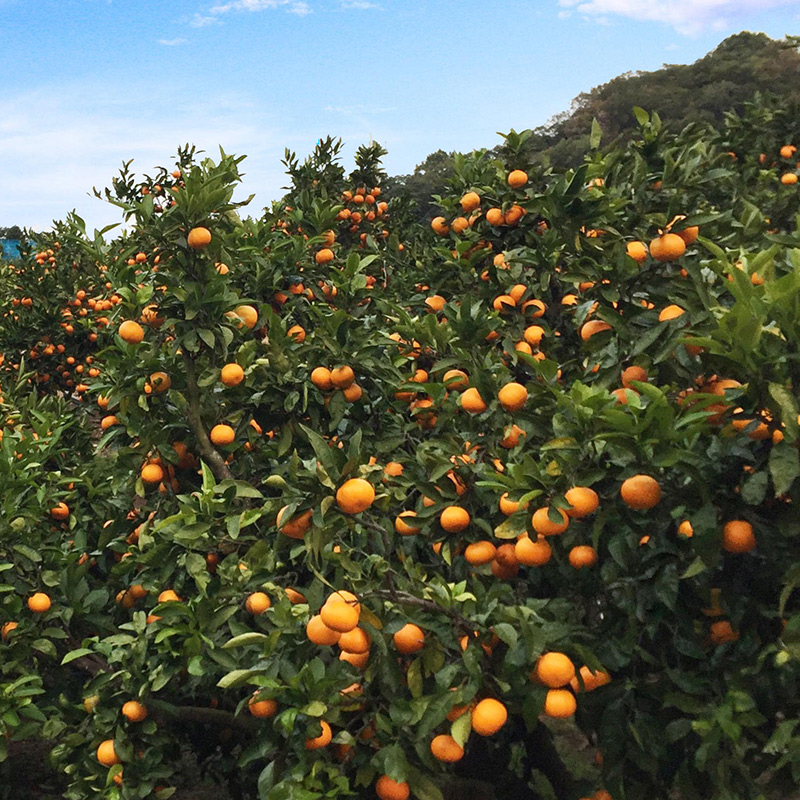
181;352;233;482
370;589;472;632
148;699;260;733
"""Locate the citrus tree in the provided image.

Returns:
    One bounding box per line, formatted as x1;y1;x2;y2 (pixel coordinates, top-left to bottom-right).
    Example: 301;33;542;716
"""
2;98;800;800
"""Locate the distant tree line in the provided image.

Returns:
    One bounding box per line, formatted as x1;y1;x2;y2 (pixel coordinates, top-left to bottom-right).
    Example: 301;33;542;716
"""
384;32;800;219
0;226;24;239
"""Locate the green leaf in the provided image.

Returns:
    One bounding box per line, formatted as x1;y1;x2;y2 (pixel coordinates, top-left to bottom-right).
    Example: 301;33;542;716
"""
590;118;602;150
61;648;94;665
217;668;260;688
769;383;800;443
450;710;472;746
770;441;800;496
223;633;271;649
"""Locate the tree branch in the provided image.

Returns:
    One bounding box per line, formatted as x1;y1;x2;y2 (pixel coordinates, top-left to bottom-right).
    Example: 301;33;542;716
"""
148;699;260;733
181;352;233;482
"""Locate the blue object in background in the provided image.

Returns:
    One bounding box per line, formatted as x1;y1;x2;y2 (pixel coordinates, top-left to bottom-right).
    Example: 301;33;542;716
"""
1;239;22;259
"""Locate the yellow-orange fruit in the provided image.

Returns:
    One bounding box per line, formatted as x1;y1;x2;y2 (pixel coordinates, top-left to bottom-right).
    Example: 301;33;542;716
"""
568;545;598;569
393;622;425;654
306;615;341;645
96;739;120;767
394;511;421;535
722;520;756;553
187;226;212;250
121;700;148;722
515;535;552;566
246;592;271;614
620;475;661;510
27;592;51;613
535;652;576;688
430;734;465;762
532;507;569;536
626;240;648;264
311;366;334;391
375;775;410;800
320;600;360;633
336;478;375;514
440;506;470;533
471;698;508;736
460;387;487;413
248;695;278;718
305;720;332;750
210;424;235;446
498;382;528;412
544;689;577;718
507;170;528;188
277;507;313;539
649;233;686;262
220;363;245;386
118;320;144;344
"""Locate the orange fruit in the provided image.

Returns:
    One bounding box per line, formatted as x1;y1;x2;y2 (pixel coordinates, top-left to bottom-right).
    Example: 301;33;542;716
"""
430;734;464;762
210;424;235;446
544;688;577;718
649;233;686;262
722;520;756;553
320;601;359;633
393;622;425;654
442;369;469;390
678;520;694;538
338;627;371;654
276;507;313;539
1;621;18;640
315;247;334;264
564;487;599;518
425;294;446;312
27;592;51;613
677;226;699;244
96;739;120;766
248;694;278;718
626;241;648;264
569;665;611;693
471;698;508;736
121;700;148;722
515;535;552;566
621;366;648;388
330;365;355;389
157;589;180;603
486;208;504;226
141;463;164;485
118;320;144;344
440;506;470;533
710;619;740;644
375;775;410;800
460;191;481;212
336;478;375;514
305;720;332;750
50;501;70;519
532;507;569;536
460;387;487;413
580;320;612;341
523;325;545;346
498;382;528;411
311;366;334;391
149;371;171;393
535;652;575;688
187;226;212;250
781;172;798;185
246;592;271;614
306;615;341;645
568;545;598;569
464;541;497;566
394;511;421;535
658;304;685;322
220;363;245;386
620;475;661;510
284;587;307;604
430;216;450;235
507;169;528;188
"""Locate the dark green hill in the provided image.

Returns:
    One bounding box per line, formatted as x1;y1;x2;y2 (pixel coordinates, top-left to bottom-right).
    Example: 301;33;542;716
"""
386;32;800;214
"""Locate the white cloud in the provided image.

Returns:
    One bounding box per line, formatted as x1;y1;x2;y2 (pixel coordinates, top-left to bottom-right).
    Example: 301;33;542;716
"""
158;37;188;46
557;0;798;34
340;1;380;9
287;1;312;15
189;13;220;27
324;104;395;114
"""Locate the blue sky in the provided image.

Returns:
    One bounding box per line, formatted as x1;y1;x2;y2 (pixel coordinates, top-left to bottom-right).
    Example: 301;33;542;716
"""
0;0;798;230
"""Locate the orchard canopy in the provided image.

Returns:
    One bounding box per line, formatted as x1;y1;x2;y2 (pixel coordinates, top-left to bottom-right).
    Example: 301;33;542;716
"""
3;99;800;800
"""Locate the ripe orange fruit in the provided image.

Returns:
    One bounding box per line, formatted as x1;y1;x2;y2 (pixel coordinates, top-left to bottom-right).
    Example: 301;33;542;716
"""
338;627;371;654
532;507;569;536
544;688;577;718
1;621;18;640
471;698;508;736
305;720;332;750
678;520;694;538
311;366;334;391
141;463;164;484
149;372;171;393
649;233;686;262
375;775;410;800
621;366;648;388
315;247;334;264
96;739;120;766
248;694;278;718
498;382;527;411
564;487;599;518
569;665;611;693
157;589;181;603
626;241;648;264
568;545;598;569
460;191;481;212
331;365;355;389
460;387;487;413
118;320;144;344
430;734;464;762
220;363;245;386
442;369;469;390
580;320;612;341
50;501;70;520
620;475;661;510
677;226;699;244
535;652;575;688
464;541;497;566
780;144;797;158
515;534;552;566
336;478;375;514
284;587;307;604
658;304;685;322
187;226;212;250
246;592;271;614
276;507;313;539
393;623;425;654
210;424;235;446
320;600;359;633
508;169;528;188
710;619;740;644
722;520;756;553
440;506;470;533
227;304;258;329
394;511;421;535
122;700;148;722
27;592;51;613
431;216;450;235
425;294;446;312
306;615;341;645
486;208;504;226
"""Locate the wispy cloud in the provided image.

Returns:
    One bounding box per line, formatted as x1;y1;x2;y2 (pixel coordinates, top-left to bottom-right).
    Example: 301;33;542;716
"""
324;104;395;114
340;1;380;9
158;37;188;46
189;13;221;27
557;0;797;34
207;0;311;16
